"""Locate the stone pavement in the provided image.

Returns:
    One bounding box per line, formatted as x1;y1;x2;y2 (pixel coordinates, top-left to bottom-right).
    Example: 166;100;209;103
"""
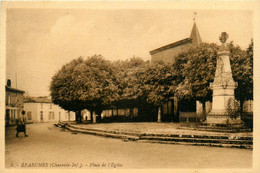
56;122;253;149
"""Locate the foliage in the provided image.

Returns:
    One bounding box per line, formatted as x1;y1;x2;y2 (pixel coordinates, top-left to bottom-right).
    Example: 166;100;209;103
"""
113;58;180;108
241;112;253;130
228;41;253;112
112;57;150;108
138;62;179;107
50;40;253;123
50;57;86;112
50;55;118;121
173;41;253;113
173;43;219;103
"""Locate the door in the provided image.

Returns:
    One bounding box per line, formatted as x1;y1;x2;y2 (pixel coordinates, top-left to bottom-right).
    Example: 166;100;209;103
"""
6;109;10;126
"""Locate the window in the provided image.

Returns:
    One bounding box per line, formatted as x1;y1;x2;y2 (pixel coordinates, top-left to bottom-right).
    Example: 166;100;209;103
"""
27;111;32;120
7;94;11;105
49;111;52;120
40;111;43;121
49;111;55;120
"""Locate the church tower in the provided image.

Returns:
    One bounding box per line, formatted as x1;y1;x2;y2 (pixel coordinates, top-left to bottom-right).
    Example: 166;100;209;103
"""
190;21;202;46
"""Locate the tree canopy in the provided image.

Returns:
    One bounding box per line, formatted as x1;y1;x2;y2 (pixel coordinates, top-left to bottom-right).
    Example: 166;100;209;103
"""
138;62;179;107
111;57;149;107
229;41;253;111
50;55;118;121
50;40;253;122
173;41;253;112
173;43;218;103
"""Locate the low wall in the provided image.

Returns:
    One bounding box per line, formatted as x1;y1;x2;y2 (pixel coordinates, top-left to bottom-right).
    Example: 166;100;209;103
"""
179;112;201;123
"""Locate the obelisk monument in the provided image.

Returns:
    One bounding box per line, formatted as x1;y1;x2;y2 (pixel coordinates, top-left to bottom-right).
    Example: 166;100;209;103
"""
206;32;241;124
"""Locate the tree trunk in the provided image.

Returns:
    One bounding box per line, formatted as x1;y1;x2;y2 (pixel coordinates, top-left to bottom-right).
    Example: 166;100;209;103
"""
240;100;244;113
79;110;82;123
90;110;93;123
97;114;101;122
202;101;206;121
130;107;133;119
75;110;82;123
95;109;102;123
157;107;161;123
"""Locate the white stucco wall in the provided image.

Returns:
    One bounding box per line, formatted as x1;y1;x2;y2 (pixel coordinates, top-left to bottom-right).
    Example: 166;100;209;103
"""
24;102;75;123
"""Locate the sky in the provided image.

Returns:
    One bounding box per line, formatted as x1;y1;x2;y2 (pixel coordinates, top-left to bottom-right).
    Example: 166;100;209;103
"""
6;9;253;97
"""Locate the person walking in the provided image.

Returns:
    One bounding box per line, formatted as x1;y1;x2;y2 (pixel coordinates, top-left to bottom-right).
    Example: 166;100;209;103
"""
16;110;28;137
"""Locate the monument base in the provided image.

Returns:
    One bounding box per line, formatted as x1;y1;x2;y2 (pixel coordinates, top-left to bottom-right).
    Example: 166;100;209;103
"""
206;113;244;125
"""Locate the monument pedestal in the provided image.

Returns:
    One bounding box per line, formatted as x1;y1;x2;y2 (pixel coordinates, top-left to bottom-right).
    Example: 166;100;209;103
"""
207;84;238;124
206;114;243;125
206;84;243;125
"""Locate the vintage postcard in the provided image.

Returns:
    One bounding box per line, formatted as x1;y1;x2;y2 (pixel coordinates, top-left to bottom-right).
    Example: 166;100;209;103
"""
1;1;260;173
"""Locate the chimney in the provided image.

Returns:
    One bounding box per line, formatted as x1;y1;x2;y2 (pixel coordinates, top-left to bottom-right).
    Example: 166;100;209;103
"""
7;79;11;87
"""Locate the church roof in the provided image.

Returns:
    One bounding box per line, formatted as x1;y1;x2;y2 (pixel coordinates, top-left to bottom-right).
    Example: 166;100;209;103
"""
5;85;25;94
149;21;202;55
24;96;52;103
150;38;192;55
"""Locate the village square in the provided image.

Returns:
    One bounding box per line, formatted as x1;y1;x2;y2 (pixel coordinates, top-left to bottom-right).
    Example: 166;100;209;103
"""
3;5;256;170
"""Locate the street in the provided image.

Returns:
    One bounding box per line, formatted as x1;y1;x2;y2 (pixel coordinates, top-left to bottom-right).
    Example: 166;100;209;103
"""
5;123;252;169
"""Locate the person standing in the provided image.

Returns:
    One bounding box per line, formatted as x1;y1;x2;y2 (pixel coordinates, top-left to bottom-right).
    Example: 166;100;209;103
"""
16;110;28;137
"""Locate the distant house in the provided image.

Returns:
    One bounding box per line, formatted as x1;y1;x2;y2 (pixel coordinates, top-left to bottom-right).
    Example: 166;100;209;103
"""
23;96;75;123
5;79;25;126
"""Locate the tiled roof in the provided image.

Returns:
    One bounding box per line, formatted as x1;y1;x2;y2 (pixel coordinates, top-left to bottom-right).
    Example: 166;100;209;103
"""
5;86;25;93
149;38;192;55
24;96;52;103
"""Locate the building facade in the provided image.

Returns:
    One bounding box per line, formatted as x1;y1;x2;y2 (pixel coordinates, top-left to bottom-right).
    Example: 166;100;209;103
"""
5;79;25;126
23;96;75;123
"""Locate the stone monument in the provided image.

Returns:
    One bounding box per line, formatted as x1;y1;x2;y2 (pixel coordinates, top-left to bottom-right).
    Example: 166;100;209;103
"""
206;32;242;125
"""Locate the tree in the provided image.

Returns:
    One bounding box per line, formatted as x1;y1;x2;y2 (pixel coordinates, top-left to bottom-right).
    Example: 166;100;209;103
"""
229;41;253;112
50;55;118;123
50;57;86;122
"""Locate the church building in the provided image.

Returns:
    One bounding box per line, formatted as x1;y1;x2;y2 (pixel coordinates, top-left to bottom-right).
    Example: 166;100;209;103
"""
150;21;202;63
149;21;203;122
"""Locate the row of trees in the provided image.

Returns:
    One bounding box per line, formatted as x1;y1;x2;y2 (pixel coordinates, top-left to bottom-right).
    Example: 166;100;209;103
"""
50;41;253;122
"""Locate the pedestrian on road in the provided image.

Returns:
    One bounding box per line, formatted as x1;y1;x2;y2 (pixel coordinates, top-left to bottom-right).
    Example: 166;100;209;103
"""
16;110;28;137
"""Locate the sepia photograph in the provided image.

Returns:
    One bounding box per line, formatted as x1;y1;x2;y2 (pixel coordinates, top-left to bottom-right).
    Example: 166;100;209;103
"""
1;1;260;172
